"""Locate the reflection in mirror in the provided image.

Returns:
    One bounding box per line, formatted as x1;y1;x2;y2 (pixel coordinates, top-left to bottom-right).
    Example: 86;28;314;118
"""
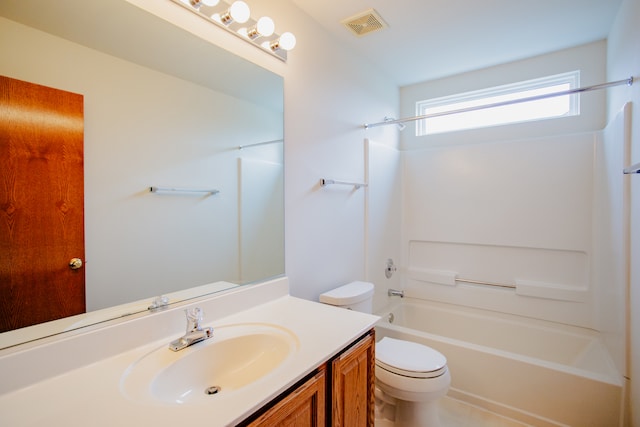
0;0;284;349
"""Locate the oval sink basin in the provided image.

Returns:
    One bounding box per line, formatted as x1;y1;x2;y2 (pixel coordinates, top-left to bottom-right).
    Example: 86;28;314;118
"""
121;323;299;405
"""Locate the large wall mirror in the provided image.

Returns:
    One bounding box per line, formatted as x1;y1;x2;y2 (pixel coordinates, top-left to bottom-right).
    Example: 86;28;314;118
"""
0;0;284;348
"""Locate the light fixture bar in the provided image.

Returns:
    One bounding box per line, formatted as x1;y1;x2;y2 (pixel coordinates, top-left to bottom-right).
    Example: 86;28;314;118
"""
170;0;293;62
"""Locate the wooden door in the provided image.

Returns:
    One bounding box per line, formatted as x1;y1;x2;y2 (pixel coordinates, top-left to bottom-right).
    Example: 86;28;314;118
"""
331;330;375;427
0;75;85;332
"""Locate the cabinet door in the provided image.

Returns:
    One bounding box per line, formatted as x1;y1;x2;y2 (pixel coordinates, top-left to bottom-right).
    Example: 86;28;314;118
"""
331;331;375;427
247;369;326;426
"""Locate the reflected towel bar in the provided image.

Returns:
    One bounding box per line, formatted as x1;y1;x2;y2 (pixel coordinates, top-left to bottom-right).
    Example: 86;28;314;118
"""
623;162;640;174
320;178;368;189
238;139;283;150
149;186;220;195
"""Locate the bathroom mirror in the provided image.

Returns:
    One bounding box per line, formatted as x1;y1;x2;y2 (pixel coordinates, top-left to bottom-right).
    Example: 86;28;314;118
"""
0;0;284;348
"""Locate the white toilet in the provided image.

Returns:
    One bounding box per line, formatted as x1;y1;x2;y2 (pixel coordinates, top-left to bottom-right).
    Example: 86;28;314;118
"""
320;281;450;427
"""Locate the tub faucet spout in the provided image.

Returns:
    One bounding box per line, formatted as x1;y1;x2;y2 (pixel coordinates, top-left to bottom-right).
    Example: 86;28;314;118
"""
169;307;214;351
388;289;404;298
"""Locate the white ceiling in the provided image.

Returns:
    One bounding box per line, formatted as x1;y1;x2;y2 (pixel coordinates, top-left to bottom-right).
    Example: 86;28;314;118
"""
289;0;623;87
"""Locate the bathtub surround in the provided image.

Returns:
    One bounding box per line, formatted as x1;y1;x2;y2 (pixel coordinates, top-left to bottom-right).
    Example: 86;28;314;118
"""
365;139;404;311
399;126;619;326
594;104;632;377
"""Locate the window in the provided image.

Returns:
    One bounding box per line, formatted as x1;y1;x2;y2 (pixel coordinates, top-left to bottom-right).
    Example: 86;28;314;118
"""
415;71;580;136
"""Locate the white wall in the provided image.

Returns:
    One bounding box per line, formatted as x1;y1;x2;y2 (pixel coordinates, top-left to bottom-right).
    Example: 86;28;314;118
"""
261;1;400;301
607;0;640;424
401;41;607;151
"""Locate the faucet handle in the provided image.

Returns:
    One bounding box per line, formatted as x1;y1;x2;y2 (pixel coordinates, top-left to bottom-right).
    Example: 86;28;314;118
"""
186;307;203;321
148;295;169;311
185;307;204;331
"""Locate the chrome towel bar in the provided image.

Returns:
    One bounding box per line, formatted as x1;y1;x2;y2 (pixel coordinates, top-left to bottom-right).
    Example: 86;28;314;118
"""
149;186;219;195
320;178;368;189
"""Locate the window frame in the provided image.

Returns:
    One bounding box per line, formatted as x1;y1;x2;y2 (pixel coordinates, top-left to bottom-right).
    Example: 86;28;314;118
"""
415;71;581;136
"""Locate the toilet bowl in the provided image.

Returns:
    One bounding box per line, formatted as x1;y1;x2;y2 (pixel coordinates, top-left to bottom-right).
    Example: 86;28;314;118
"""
320;282;451;426
376;337;451;426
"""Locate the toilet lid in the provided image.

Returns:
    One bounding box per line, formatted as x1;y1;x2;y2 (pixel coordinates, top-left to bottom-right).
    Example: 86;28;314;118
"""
376;337;447;378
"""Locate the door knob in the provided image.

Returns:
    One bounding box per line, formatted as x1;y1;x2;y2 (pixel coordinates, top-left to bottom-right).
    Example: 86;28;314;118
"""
69;258;83;270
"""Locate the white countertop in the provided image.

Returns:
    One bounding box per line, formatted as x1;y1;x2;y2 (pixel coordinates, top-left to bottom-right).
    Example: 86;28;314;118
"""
0;282;378;426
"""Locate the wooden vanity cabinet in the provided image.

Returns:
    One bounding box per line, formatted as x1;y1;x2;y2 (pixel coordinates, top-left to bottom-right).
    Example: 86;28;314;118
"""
246;368;326;426
329;329;375;426
242;329;375;427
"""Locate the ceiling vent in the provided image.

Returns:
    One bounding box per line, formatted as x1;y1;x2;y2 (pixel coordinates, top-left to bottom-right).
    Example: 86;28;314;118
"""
341;9;388;37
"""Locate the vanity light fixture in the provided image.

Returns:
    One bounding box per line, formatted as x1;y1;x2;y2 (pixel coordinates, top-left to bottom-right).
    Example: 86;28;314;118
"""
172;0;296;61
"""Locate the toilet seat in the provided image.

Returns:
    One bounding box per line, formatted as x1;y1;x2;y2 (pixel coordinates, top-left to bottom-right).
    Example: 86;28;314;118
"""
376;337;447;379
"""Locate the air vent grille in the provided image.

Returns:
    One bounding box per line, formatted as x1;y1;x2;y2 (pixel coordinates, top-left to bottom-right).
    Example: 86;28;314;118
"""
341;9;388;37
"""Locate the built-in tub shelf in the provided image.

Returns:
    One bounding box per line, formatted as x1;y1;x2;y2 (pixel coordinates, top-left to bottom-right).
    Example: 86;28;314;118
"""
408;268;588;302
406;241;589;303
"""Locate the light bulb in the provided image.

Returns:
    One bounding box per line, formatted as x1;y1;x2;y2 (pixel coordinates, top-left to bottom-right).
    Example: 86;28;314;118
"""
247;16;275;39
201;0;219;5
229;1;250;24
256;17;275;37
278;32;296;51
270;32;296;51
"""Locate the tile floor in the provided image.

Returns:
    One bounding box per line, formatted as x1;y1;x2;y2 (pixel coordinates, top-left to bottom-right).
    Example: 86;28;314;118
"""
375;396;532;427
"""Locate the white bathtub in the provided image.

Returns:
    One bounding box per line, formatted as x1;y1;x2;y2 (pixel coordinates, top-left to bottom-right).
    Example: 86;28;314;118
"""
375;299;623;426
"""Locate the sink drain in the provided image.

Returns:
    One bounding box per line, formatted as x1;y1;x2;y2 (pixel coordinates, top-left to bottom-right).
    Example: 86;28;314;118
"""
205;386;221;395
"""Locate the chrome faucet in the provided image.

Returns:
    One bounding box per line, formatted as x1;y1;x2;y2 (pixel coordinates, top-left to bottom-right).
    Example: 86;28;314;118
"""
169;307;214;351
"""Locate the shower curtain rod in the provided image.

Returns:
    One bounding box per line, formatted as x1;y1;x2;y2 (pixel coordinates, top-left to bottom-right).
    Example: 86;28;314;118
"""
364;76;634;129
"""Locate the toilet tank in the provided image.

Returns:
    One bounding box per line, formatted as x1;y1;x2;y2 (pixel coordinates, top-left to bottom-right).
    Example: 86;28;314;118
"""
319;281;374;313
